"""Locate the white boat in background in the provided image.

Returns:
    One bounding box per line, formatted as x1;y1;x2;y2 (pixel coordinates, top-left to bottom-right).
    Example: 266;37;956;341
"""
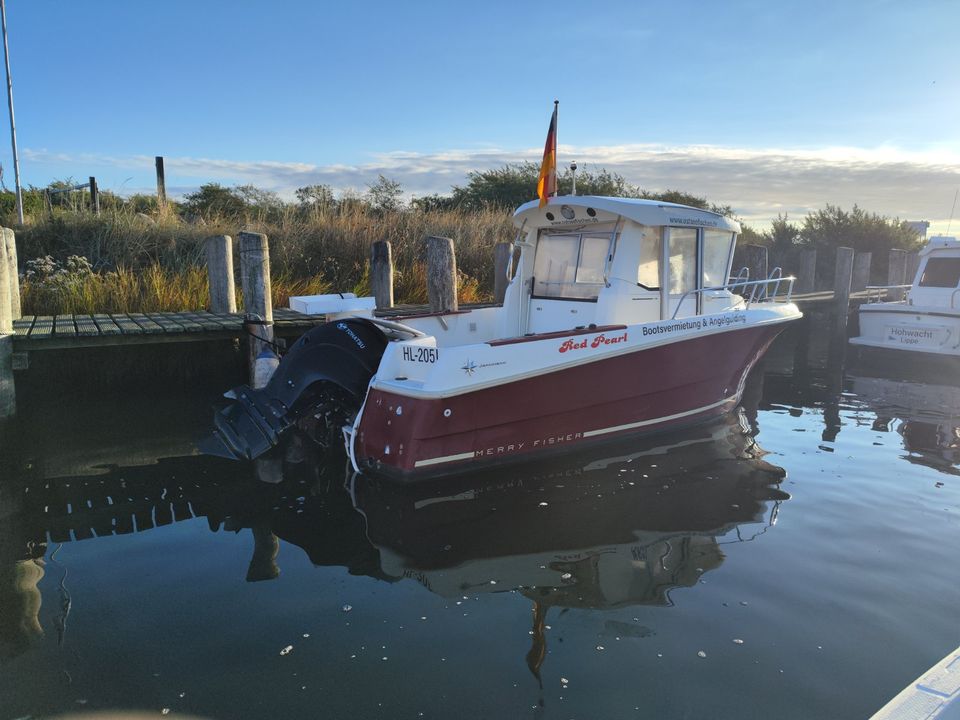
851;236;960;359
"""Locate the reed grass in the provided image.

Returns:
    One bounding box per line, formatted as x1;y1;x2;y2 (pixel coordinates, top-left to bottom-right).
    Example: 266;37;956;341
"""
17;204;507;314
21;258;487;316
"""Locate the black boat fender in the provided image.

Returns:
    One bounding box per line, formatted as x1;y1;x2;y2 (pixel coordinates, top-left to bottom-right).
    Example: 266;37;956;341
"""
202;318;388;461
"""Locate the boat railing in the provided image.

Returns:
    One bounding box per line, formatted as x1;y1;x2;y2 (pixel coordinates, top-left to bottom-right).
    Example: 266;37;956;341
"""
953;288;960;309
864;284;912;303
671;275;796;319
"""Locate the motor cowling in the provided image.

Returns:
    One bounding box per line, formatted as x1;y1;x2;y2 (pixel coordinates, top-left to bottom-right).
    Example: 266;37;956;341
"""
201;318;388;461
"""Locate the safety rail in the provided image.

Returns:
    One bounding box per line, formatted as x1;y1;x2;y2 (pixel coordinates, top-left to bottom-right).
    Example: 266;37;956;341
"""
864;284;912;303
671;275;796;320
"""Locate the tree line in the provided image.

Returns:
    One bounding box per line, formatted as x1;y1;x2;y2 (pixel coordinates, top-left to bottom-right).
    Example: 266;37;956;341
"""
0;163;922;263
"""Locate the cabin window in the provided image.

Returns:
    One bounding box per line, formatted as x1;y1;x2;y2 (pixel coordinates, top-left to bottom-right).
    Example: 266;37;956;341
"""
702;230;735;287
668;228;698;294
533;227;615;300
918;257;960;288
637;227;661;289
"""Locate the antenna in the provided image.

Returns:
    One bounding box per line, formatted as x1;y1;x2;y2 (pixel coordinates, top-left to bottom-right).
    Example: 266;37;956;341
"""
947;188;959;235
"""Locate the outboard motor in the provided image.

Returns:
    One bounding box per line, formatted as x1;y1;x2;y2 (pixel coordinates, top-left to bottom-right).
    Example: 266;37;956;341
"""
201;318;388;461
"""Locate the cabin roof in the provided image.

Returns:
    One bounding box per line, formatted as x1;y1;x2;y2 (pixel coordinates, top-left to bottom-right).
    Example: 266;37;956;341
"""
513;195;741;233
919;236;959;256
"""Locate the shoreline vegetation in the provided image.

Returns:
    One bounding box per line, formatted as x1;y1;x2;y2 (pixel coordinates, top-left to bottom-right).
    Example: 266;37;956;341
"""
5;163;922;316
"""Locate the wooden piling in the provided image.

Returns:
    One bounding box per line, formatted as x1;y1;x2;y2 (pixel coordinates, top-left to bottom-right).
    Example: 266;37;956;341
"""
0;232;10;334
239;231;274;379
833;247;854;342
887;249;908;300
0;334;13;419
425;236;458;313
906;252;920;284
89;176;100;215
493;242;512;304
155;156;167;209
370;240;394;309
797;248;817;293
852;251;872;292
888;249;907;286
3;227;19;319
204;235;237;313
744;244;768;281
0;234;13;419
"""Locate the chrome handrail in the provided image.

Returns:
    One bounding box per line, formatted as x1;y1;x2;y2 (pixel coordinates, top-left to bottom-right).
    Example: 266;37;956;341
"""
671;275;796;320
864;284;912;302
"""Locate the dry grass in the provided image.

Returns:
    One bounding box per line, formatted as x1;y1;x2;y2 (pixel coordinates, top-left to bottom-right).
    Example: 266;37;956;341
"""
21;258;488;316
16;204;509;314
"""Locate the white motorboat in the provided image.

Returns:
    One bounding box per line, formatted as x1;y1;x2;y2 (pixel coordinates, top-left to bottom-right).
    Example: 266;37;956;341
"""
851;236;960;359
207;195;802;479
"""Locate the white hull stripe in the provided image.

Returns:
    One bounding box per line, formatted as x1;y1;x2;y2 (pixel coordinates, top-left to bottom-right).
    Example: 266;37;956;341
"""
411;396;735;468
414;451;477;468
582;397;734;438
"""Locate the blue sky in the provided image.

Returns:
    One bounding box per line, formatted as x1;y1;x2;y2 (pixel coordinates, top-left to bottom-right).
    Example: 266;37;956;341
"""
5;0;960;230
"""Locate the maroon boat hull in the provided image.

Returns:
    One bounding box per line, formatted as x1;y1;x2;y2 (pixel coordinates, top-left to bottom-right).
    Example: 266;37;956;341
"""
356;323;784;478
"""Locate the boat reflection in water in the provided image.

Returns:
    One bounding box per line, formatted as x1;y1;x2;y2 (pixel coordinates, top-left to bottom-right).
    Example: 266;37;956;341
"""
0;409;788;669
849;373;960;474
353;409;788;611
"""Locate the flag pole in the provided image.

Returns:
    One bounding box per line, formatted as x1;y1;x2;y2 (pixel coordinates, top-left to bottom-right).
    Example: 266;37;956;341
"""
552;100;558;197
0;0;22;225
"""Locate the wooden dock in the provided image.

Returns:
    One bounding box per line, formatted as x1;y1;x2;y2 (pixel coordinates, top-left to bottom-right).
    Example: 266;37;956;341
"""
11;308;324;351
7;289;875;355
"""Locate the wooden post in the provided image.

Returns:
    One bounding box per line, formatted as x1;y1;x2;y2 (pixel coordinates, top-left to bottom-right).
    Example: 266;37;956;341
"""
797;248;816;293
888;249;907;300
0;232;10;334
852;251;872;292
239;231;274;380
425;236;457;313
833;246;854;342
155;156;167;209
205;235;237;313
744;244;768;281
493;242;512;304
0;333;13;419
888;249;907;286
0;234;13;419
906;252;920;284
3;227;18;319
792;311;812;377
89;176;100;215
370;240;394;309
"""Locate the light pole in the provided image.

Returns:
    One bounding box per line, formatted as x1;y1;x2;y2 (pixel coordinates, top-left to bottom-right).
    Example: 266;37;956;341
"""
0;0;22;224
570;160;578;196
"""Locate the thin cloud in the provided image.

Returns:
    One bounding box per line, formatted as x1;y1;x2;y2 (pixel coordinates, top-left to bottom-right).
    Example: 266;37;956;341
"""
22;144;960;231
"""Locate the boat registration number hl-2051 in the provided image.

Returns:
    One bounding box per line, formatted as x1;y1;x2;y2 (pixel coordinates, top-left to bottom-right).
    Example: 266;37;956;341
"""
402;346;439;363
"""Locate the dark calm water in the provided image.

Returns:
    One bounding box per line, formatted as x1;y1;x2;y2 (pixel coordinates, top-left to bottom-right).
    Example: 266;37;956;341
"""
1;337;958;720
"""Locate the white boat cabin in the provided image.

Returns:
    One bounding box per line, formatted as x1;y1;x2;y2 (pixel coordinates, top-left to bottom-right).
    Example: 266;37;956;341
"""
291;196;753;348
375;196;745;346
511;196;742;336
905;236;960;309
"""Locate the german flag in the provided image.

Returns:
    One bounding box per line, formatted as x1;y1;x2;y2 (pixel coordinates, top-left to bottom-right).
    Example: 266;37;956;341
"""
537;102;558;208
